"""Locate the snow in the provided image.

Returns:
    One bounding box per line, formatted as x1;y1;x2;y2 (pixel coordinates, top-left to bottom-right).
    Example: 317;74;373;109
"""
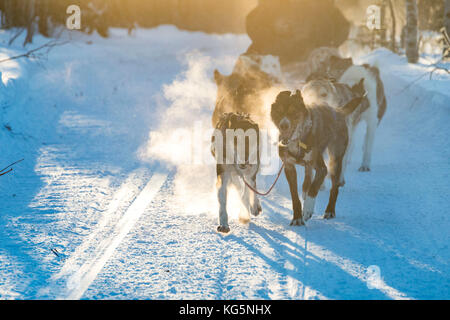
0;26;449;300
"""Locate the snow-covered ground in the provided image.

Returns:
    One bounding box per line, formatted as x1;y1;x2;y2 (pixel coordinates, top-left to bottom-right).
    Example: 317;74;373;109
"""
0;26;449;300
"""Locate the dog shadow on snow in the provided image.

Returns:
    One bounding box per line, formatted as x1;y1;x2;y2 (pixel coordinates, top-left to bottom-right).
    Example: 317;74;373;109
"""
224;224;387;299
221;195;448;299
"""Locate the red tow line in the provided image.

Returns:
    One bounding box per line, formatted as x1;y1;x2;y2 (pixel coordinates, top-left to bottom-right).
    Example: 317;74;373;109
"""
243;162;285;196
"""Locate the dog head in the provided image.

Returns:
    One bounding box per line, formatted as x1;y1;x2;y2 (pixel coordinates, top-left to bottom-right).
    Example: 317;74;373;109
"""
302;76;366;110
214;70;249;112
327;56;353;80
271;90;309;145
301;78;337;107
213;69;273;126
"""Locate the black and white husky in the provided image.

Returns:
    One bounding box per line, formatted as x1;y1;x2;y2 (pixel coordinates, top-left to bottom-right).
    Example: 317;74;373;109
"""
211;113;262;233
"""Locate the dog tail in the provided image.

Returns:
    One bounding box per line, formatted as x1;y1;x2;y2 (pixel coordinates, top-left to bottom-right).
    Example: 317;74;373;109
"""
338;96;365;116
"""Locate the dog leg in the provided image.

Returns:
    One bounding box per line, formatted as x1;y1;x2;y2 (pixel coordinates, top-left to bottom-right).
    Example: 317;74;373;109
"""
238;176;252;224
303;195;316;222
247;175;262;217
216;169;231;233
360;118;376;172
302;164;313;201
305;155;327;221
324;154;343;219
340;125;355;186
284;163;304;226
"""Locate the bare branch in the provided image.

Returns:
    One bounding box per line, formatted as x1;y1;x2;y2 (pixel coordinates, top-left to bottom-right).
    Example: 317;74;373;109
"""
0;159;24;177
0;39;68;64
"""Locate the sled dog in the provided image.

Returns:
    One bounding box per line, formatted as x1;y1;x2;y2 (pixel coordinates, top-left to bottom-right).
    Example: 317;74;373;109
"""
270;90;363;225
212;113;262;233
308;54;387;173
339;63;387;172
301;74;368;185
212;54;280;128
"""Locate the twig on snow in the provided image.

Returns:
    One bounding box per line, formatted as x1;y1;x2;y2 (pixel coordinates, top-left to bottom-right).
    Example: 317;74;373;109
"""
0;159;24;177
0;39;68;64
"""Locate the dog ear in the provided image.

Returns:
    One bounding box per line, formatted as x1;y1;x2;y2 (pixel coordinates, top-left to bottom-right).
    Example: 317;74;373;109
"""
214;69;223;84
274;91;291;103
339;96;363;116
293;90;305;108
351;78;365;95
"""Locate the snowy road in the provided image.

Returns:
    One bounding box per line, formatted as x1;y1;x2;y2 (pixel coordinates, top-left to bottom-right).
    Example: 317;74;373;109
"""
0;27;449;300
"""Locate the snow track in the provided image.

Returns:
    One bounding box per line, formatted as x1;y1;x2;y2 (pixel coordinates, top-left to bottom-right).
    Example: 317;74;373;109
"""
64;172;168;300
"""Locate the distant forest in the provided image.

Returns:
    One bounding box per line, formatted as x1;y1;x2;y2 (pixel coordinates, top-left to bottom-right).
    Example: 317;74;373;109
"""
0;0;446;44
0;0;257;41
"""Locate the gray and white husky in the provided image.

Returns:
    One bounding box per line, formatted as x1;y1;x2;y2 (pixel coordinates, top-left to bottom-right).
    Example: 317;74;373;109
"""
304;56;387;176
302;75;368;186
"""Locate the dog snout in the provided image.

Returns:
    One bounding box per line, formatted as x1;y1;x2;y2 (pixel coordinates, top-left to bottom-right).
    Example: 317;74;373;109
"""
280;119;290;131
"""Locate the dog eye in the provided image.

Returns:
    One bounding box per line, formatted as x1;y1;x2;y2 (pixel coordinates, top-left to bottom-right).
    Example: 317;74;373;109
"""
321;93;327;98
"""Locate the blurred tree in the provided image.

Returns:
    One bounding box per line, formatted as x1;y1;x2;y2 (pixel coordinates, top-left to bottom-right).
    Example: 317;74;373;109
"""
444;0;450;59
387;0;397;52
246;0;350;65
0;0;257;44
418;0;444;31
445;0;450;35
405;0;419;63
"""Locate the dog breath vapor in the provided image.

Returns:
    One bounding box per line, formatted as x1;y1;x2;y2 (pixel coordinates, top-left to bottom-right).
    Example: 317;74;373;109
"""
138;51;245;219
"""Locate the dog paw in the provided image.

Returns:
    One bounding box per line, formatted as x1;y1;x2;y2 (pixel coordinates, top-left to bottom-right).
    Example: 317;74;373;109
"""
358;166;370;172
239;217;251;224
323;211;336;220
303;210;314;222
303;196;316;222
251;203;262;217
217;226;231;233
290;218;305;226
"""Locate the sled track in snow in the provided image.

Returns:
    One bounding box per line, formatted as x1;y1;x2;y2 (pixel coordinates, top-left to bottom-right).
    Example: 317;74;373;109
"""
46;170;168;300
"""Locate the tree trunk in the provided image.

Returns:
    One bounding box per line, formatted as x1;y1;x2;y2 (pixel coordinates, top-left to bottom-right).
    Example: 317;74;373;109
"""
444;0;450;60
380;1;387;46
405;0;419;63
445;0;450;36
23;0;36;46
387;0;396;53
36;0;49;37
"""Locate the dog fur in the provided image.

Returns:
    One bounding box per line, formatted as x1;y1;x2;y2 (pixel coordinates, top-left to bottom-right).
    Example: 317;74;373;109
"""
212;113;262;233
339;63;387;172
271;90;363;225
212;54;280;127
301;75;369;185
307;54;387;173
